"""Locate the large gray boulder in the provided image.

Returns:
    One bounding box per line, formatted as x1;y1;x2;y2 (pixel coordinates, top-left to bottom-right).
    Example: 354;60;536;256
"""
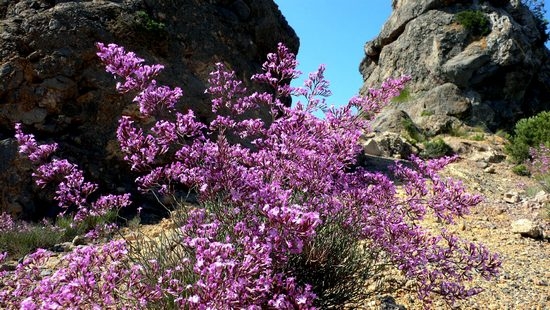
0;0;298;219
362;0;550;134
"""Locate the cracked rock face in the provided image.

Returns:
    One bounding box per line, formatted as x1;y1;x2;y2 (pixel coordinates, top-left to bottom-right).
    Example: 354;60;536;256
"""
361;0;550;134
0;0;298;220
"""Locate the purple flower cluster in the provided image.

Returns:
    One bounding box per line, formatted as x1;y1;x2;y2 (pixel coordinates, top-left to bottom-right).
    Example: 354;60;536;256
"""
0;240;160;309
0;212;16;233
96;42;182;116
2;42;501;309
527;144;550;189
15;124;131;222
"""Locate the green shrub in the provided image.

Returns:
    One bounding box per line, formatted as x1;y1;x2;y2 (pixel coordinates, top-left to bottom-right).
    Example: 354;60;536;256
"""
135;10;166;33
421;138;454;159
505;111;550;163
512;164;530;176
456;10;491;36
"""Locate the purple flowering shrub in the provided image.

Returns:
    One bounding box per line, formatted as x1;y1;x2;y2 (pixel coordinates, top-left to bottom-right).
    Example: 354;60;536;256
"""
1;42;501;309
527;144;550;189
527;145;550;217
97;42;500;306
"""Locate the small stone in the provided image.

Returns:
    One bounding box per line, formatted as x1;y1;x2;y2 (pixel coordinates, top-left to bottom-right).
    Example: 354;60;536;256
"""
52;242;74;252
536;279;548;286
511;219;544;239
379;296;406;310
40;269;52;277
534;190;549;203
504;191;520;204
48;19;61;30
476;161;489;169
72;235;88;246
362;139;382;156
484;166;496;174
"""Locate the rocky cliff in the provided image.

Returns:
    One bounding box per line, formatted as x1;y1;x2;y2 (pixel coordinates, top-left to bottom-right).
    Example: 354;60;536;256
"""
361;0;550;135
0;0;298;220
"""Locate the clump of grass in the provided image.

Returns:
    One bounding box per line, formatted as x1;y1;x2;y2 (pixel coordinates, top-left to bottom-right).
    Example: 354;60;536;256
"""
448;125;487;140
420;110;435;117
391;87;411;103
287;215;383;308
512;164;530;176
0;222;63;261
135;10;166;33
448;125;468;138
0;210;120;261
421;138;454;159
495;129;510;139
456;10;491;36
401;118;426;144
469;133;485;141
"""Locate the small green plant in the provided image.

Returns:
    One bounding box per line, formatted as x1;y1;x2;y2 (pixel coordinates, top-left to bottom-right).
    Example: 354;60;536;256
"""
135;10;166;33
456;10;491;36
420;110;435;117
421;138;454;159
391;87;411;103
449;126;469;138
523;184;544;198
57;209;119;237
512;164;530;176
401;117;425;143
469;133;485;141
495;129;510;139
525;145;550;219
505;111;550;163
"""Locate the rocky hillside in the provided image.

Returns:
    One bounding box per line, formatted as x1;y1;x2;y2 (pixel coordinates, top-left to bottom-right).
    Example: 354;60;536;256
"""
361;0;550;135
0;0;298;220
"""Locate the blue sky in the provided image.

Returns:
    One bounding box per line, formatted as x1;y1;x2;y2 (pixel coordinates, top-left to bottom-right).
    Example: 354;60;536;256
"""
273;1;392;109
274;1;550;110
